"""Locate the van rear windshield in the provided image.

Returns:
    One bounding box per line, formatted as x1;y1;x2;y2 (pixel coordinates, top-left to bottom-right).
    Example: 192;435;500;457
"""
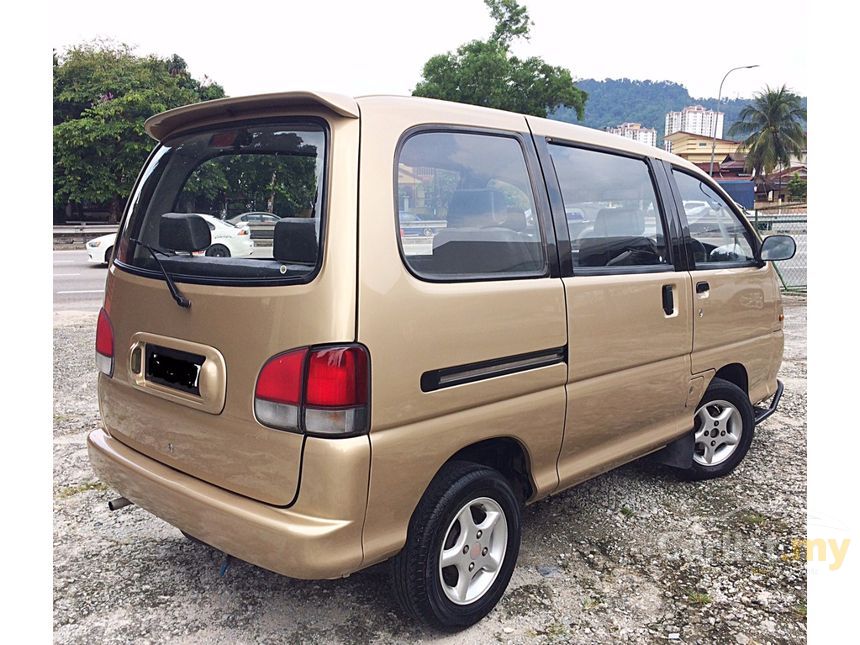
115;120;327;285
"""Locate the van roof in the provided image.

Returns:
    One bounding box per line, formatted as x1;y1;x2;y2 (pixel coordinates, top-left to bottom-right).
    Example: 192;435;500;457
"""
356;94;693;168
144;91;700;171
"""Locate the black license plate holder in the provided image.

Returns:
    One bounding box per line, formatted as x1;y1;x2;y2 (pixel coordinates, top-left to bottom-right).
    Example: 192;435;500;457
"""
145;344;206;396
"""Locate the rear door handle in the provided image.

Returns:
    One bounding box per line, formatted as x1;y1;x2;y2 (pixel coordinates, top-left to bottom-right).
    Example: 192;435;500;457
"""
661;284;674;316
696;281;710;294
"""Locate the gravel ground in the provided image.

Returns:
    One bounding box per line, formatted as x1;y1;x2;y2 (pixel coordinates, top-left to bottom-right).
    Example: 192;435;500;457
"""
53;298;807;644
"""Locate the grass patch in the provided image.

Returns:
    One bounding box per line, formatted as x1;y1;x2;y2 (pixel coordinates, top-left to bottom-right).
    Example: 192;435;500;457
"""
620;506;635;518
687;591;712;605
583;595;603;610
739;511;768;526
533;622;569;639
56;481;108;499
793;604;807;618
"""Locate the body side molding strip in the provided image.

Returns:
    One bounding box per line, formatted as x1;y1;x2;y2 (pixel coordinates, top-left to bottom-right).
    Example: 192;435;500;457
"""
421;347;567;392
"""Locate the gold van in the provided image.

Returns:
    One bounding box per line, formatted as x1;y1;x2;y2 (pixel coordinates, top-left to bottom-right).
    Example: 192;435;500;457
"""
88;91;795;629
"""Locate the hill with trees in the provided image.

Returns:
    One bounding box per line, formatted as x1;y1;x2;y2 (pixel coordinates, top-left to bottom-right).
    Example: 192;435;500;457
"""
552;78;807;144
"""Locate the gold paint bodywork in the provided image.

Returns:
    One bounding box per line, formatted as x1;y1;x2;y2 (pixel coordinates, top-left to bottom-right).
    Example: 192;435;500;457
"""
88;92;785;581
88;428;369;579
556;272;694;489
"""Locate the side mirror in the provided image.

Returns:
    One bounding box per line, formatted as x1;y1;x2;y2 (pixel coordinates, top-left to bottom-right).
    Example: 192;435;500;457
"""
759;234;796;262
159;213;211;252
273;219;318;264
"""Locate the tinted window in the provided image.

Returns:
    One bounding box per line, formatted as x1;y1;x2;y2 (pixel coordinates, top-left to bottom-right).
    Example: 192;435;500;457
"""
673;170;756;265
549;145;671;270
396;132;545;279
116;122;325;284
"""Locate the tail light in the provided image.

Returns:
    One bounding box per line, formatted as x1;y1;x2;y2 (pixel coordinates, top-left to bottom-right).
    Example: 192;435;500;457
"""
237;228;248;236
95;307;114;376
255;344;370;436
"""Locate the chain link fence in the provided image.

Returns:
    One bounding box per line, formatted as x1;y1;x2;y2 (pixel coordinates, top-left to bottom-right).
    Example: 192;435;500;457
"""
752;211;807;292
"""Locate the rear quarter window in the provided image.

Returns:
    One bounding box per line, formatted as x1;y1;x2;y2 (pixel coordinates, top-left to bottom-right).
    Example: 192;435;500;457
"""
396;131;547;281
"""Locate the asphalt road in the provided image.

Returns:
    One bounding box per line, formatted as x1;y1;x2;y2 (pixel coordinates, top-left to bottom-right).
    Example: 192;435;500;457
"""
54;250;107;312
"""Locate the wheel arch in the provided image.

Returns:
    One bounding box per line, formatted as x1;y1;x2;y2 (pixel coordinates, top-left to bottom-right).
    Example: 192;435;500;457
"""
713;362;749;395
445;436;535;505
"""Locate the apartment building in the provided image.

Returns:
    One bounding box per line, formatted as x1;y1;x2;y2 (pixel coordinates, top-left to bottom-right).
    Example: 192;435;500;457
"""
665;105;724;139
607;122;658;147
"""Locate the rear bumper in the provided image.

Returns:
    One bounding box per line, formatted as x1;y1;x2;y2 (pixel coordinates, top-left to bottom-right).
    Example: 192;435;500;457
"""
88;428;369;579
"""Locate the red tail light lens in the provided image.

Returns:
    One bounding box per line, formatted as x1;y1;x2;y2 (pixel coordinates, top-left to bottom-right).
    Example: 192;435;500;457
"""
255;349;306;405
305;347;368;407
95;307;114;376
254;344;370;436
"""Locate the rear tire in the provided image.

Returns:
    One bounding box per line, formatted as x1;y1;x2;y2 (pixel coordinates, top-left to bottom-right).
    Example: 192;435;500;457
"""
205;244;230;257
684;377;755;480
391;460;521;631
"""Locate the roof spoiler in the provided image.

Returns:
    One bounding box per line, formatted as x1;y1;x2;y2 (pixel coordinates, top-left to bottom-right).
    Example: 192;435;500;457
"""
144;91;359;141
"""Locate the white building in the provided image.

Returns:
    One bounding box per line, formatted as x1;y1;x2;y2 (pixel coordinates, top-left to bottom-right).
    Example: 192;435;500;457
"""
608;122;658;147
665;105;724;139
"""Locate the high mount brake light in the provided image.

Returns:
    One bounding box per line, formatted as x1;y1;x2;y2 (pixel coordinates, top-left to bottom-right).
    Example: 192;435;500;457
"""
254;345;370;436
95;307;114;376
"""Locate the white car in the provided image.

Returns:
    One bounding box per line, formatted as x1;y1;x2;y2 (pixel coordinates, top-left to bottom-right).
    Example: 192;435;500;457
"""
195;214;254;258
86;233;117;265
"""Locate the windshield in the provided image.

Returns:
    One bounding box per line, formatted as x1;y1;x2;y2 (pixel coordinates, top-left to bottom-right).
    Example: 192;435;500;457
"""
116;120;327;284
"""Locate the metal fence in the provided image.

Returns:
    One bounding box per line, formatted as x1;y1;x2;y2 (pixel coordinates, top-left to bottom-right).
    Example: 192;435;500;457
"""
752;212;807;292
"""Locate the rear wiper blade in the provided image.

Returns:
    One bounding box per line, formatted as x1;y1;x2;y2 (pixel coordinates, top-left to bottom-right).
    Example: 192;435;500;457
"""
131;238;191;309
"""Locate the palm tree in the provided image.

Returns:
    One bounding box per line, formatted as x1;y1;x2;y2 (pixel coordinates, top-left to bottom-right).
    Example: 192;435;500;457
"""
728;85;806;193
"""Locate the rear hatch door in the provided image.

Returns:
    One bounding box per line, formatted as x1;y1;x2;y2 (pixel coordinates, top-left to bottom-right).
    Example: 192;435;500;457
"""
98;102;359;506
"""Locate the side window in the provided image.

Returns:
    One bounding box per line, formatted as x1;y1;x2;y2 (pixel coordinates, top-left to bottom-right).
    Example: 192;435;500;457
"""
548;144;671;270
672;170;756;265
396;131;546;279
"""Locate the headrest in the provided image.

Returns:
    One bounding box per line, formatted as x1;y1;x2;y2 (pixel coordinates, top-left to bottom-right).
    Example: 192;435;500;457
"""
500;210;527;232
273;218;318;264
594;208;644;237
159;213;211;252
446;189;507;229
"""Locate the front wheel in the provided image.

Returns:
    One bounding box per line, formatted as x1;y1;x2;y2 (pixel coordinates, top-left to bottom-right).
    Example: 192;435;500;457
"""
685;377;755;480
391;461;521;631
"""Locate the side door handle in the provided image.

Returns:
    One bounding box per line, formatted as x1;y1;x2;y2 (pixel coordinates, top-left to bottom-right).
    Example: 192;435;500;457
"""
696;281;710;294
661;284;674;316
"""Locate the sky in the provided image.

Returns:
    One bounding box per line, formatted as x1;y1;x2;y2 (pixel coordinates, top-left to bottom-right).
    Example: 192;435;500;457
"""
51;0;807;101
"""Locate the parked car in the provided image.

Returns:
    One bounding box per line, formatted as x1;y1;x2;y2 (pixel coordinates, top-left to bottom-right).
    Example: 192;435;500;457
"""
225;211;280;241
89;91;795;631
227;211;282;226
196;214;254;257
399;212;437;237
86;233;116;265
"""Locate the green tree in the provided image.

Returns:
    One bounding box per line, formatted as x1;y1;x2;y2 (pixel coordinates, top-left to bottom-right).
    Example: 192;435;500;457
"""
53;41;226;221
412;0;587;119
787;173;807;202
728;85;806;186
